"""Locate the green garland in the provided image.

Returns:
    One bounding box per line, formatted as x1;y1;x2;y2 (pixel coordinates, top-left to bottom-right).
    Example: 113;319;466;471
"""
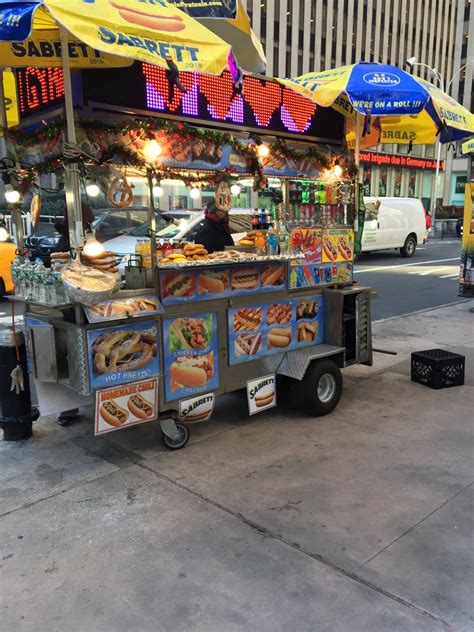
4;114;349;194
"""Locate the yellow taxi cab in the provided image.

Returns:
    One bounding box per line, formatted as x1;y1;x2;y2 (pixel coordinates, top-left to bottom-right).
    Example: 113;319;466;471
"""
0;241;16;295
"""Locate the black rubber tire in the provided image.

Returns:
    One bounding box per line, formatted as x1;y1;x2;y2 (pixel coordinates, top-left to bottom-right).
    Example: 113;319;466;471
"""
400;235;417;258
161;422;190;450
290;359;343;417
0;278;5;297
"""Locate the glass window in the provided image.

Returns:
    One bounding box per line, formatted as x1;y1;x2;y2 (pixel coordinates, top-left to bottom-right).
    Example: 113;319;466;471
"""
228;214;253;234
393;171;402;196
411;144;422;157
397;144;408;155
378;166;390;196
408;170;417;197
362;168;372;195
425;145;435;158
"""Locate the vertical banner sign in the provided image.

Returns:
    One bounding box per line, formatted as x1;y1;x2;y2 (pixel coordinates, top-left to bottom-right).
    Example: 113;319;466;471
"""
247;375;277;415
459;182;474;297
95;378;158;435
1;70;19;130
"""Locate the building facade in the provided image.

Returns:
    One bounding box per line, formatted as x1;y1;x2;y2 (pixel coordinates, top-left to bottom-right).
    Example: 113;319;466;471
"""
243;0;472;210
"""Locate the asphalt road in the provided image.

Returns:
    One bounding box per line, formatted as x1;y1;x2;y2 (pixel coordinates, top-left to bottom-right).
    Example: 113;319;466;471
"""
0;238;465;322
355;238;465;320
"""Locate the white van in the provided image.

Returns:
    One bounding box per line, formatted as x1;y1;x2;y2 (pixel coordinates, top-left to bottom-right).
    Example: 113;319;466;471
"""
362;197;427;257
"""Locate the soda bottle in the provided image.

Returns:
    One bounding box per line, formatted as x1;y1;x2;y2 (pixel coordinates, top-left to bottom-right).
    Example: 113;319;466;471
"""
255;231;266;254
266;231;279;255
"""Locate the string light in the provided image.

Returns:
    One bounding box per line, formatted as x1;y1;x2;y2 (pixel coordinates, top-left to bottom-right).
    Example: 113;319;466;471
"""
230;184;241;195
189;188;201;200
152;185;164;198
143;140;162;162
258;144;270;158
333;161;343;178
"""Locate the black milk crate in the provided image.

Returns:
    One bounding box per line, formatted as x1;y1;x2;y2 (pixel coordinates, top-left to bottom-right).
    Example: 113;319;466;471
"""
411;349;465;390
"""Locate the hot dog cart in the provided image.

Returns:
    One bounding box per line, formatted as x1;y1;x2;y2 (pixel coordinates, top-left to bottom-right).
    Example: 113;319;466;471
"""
21;224;372;449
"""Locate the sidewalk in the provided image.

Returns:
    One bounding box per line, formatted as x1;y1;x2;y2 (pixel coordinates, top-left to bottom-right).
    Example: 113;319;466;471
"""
1;301;473;632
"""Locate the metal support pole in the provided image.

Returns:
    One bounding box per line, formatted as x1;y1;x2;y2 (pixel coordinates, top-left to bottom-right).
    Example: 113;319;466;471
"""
147;170;159;293
354;114;361;233
0;68;25;253
59;27;82;252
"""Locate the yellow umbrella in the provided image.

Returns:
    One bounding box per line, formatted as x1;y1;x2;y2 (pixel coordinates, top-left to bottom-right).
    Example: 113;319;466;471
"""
462;138;474;155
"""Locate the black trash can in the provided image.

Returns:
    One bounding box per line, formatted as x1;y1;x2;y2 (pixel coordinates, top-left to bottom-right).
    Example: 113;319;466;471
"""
0;317;39;440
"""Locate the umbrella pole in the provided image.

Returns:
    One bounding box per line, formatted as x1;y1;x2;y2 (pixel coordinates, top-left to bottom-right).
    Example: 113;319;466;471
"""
0;67;25;253
60;26;82;253
431;139;442;224
354;113;361;233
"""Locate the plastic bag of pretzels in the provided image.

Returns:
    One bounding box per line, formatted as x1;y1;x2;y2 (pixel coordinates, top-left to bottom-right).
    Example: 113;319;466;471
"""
61;260;120;306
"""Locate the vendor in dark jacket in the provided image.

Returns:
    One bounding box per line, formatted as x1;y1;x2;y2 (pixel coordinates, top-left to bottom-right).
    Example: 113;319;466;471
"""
193;199;234;253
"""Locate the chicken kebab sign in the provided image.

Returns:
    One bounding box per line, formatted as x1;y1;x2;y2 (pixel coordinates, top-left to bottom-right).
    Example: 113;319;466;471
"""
163;313;219;401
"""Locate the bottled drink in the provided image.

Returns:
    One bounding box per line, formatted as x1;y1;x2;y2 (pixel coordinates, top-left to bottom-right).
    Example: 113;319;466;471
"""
251;208;259;229
278;223;290;255
255;231;266;254
266;231;279;255
32;258;46;303
162;240;173;258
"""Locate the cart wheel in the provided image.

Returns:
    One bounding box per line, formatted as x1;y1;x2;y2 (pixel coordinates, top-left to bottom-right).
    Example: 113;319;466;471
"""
161;423;190;450
291;359;343;416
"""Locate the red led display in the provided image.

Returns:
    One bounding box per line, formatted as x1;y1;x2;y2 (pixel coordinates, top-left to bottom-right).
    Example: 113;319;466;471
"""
17;67;64;116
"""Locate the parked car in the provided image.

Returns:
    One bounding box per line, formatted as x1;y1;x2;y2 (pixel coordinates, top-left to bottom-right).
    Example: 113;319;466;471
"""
105;209;254;273
362;197;426;257
0;241;16;295
26;206;167;265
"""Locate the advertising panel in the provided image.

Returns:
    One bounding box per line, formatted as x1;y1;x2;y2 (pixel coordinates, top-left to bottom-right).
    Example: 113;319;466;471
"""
160;262;287;305
247;375;277;415
229;296;323;365
322;228;354;263
290;262;353;289
163;313;219;401
95;378;158;436
178;393;215;423
87;321;159;390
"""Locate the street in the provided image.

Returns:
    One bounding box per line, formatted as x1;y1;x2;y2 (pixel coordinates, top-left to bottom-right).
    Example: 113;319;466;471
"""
355;239;465;320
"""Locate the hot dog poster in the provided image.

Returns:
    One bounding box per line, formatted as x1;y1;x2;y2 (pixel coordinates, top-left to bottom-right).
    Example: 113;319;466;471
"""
322;228;354;263
95;378;158;436
87;321;160;390
160;263;287;305
290;262;353;289
163;313;219;402
229;296;324;365
247;375;277;416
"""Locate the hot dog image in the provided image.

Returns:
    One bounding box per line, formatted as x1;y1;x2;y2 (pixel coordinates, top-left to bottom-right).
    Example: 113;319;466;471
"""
255;392;275;408
92;327;157;375
267;303;292;325
235;332;262;358
337;235;353;260
198;270;229;294
127;393;154;420
322;234;338;262
297;322;318;342
233;308;262;332
267;328;292;349
170;352;214;391
163;272;195;298
261;264;285;287
100;399;129;427
109;2;186;31
169;317;210;351
231;268;259;291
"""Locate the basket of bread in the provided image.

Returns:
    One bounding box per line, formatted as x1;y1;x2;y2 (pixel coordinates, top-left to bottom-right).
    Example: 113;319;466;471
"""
61;250;120;305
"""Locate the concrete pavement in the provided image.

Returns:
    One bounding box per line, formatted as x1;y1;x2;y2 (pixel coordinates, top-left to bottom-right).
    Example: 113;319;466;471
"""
1;301;473;631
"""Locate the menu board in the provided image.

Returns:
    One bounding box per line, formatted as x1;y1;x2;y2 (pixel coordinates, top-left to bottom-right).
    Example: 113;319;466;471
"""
228;296;323;365
163;312;219;402
160;262;287;305
87;321;159;390
290;261;353;289
95;378;158;436
321;227;354;263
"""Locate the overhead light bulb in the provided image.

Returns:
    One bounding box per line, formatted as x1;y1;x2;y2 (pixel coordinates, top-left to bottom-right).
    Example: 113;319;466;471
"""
230;184;241;196
86;183;100;197
143;139;162;162
333;162;343;178
152;185;164;198
257;144;270;158
83;233;104;258
189;187;201;200
406;56;417;68
4;185;20;204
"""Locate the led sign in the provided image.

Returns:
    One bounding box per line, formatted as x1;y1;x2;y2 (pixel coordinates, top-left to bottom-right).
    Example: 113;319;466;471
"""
358;151;445;170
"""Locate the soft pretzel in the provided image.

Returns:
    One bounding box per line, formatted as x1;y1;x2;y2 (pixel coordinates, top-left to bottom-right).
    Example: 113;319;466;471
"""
108;333;142;369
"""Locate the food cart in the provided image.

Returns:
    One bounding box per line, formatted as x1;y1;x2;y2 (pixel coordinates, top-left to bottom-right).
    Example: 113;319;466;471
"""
4;56;372;449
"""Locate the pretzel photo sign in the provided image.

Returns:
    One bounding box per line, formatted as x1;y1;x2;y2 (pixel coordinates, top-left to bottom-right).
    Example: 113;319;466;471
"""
107;176;134;208
215;181;231;211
